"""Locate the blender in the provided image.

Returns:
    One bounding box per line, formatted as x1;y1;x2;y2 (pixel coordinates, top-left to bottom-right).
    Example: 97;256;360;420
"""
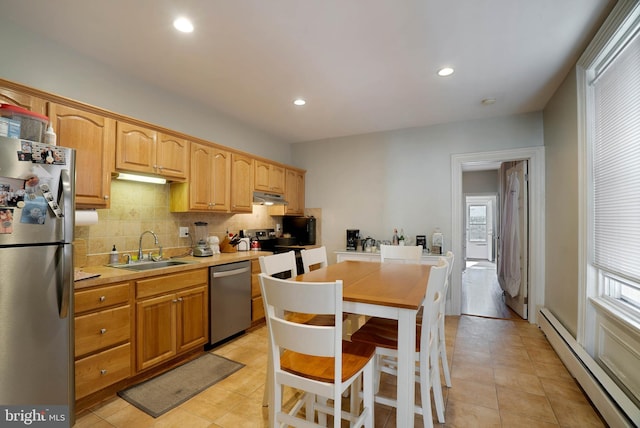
193;221;213;257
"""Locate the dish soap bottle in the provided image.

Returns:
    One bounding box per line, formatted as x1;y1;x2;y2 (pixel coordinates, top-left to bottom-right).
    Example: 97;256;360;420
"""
392;228;399;245
44;123;57;146
109;245;119;264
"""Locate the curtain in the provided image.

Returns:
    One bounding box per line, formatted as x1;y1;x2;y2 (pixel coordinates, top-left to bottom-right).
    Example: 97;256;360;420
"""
498;169;521;297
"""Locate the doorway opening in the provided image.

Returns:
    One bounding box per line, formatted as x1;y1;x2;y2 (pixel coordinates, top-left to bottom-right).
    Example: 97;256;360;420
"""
461;194;513;318
451;147;545;325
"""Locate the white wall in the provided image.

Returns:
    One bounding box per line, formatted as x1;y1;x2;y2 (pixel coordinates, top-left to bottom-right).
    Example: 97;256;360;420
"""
292;113;544;263
0;17;291;163
543;67;581;336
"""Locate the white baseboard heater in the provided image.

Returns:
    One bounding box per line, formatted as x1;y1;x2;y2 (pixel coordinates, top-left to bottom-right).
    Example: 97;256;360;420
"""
538;308;638;427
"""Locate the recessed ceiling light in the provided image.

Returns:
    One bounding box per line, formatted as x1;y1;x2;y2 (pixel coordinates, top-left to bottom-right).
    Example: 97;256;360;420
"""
481;98;497;105
437;67;454;77
293;99;306;106
173;17;194;33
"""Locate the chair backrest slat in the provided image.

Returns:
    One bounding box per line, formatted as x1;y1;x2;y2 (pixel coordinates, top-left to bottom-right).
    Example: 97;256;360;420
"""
380;244;422;263
259;251;297;278
300;246;328;273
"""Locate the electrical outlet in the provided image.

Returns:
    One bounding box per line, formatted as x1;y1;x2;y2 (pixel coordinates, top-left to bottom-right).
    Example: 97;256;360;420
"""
179;227;189;238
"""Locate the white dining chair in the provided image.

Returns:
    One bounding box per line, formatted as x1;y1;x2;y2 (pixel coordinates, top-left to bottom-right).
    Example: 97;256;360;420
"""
259;251;298;278
438;251;455;388
300;246;328;273
260;273;376;428
350;259;449;426
379;244;423;263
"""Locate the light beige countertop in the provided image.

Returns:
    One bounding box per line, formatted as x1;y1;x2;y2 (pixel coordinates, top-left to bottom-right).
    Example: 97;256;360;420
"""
74;250;273;289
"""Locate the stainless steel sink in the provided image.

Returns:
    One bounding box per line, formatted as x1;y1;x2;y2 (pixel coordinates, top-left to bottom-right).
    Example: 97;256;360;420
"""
108;260;196;271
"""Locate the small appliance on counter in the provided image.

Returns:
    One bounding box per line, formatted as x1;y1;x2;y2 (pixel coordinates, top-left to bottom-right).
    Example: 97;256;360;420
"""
346;229;360;251
193;221;213;257
416;235;427;252
283;215;317;245
245;228;277;252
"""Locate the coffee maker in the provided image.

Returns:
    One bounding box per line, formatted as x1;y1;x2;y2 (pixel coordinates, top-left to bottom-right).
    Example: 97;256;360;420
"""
346;229;359;251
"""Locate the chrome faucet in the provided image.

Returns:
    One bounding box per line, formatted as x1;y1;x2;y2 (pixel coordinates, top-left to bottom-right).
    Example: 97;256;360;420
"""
138;230;162;261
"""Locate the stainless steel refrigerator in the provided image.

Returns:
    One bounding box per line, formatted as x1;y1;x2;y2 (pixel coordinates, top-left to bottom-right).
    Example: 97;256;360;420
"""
0;136;75;427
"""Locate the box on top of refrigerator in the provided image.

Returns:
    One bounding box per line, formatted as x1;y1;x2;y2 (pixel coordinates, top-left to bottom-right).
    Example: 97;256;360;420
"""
0;104;48;142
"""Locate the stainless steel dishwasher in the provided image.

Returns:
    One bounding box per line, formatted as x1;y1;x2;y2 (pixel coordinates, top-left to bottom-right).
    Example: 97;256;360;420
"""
209;260;251;345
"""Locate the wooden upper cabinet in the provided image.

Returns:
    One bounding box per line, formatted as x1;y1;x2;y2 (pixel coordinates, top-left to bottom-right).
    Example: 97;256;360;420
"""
254;160;285;194
116;122;188;180
285;169;305;215
156;133;189;180
231;153;254;213
115;122;157;174
172;142;230;212
48;103;115;208
269;168;305;216
0;88;46;115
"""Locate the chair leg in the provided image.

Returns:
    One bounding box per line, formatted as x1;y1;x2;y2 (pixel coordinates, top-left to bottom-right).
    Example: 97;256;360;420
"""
363;362;374;428
430;349;446;423
439;317;452;387
418;352;434;428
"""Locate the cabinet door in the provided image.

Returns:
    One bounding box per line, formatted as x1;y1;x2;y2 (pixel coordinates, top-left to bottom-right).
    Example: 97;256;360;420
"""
211;148;231;211
255;160;285;193
176;285;208;353
136;294;177;371
157;133;189;180
189;143;213;210
115;122;157;175
270;164;285;194
284;169;305;215
48;103;114;208
0;87;46;115
254;160;271;192
231;153;253;213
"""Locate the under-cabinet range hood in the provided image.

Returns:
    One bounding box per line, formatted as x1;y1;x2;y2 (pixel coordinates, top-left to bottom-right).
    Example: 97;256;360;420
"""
253;191;288;206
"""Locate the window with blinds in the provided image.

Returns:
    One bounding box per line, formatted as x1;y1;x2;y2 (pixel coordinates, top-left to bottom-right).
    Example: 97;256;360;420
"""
591;27;640;311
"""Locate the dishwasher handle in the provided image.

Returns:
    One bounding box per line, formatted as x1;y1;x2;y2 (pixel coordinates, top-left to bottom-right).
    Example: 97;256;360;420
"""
212;266;250;278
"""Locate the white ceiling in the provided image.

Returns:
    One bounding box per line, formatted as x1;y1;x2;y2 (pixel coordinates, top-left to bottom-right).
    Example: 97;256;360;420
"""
3;1;613;143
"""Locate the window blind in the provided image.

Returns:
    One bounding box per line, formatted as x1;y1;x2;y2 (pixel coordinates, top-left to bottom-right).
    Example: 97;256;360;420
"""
592;29;640;284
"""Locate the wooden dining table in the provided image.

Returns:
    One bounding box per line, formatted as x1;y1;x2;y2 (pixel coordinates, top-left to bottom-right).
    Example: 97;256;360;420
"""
296;260;432;428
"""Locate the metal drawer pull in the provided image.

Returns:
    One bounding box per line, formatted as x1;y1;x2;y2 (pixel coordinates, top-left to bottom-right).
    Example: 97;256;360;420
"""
100;369;107;375
99;296;106;302
100;328;107;334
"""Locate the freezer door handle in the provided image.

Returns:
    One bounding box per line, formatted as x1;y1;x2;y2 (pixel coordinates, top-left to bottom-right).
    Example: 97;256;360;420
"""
212;266;250;278
60;169;74;234
59;243;72;318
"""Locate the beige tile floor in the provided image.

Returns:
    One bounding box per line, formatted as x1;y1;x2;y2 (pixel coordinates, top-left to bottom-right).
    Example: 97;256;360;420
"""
74;315;607;427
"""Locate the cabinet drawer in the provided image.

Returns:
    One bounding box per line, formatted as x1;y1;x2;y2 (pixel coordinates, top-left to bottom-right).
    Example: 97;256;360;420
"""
75;343;131;399
75;282;130;314
252;296;264;322
136;268;208;299
75;305;131;357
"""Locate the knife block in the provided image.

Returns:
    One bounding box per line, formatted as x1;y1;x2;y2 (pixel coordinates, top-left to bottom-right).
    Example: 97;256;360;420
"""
220;237;237;253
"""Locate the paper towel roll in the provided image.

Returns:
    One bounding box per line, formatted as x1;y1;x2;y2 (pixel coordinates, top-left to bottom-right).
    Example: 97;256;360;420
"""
75;210;98;226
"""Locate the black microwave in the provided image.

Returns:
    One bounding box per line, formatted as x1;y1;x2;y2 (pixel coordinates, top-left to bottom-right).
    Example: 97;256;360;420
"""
283;216;317;245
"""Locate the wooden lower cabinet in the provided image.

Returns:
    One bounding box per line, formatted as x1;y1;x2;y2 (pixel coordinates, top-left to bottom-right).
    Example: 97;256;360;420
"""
250;259;265;324
135;269;208;372
74;281;132;399
75;343;131;400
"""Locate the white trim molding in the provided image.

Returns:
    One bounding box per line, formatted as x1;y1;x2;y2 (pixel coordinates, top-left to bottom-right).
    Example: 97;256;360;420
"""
451;146;545;323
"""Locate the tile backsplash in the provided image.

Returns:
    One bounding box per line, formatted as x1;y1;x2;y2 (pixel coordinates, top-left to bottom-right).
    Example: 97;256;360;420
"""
74;180;278;267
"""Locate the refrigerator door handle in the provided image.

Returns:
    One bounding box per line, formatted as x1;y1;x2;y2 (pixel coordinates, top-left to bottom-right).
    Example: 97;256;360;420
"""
60;169;74;232
60;243;72;318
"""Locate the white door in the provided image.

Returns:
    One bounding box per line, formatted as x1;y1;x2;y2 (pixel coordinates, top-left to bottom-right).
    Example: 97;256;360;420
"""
465;197;494;260
498;161;529;319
